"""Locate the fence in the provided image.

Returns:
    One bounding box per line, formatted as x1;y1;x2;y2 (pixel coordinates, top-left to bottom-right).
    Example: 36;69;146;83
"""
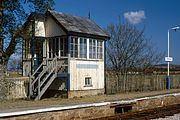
105;71;180;94
0;77;28;100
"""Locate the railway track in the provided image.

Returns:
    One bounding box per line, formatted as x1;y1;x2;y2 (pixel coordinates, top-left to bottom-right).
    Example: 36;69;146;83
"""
92;104;180;120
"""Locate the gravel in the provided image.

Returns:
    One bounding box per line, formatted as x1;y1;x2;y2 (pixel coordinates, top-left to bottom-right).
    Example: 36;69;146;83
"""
152;113;180;120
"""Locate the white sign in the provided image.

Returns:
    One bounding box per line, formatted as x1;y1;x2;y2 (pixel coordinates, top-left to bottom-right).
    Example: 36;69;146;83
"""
165;57;173;62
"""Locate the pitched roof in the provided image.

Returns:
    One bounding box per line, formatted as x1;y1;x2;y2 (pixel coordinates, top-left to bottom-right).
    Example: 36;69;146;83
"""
47;10;109;39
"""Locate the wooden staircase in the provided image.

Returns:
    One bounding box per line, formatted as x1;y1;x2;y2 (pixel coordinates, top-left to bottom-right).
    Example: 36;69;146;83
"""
29;56;68;100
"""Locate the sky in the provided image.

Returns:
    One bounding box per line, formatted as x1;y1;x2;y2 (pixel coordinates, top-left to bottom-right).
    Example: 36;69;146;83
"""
54;0;180;64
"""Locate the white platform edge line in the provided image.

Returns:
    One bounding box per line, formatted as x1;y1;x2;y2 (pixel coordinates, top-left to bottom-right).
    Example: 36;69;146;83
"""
1;92;180;118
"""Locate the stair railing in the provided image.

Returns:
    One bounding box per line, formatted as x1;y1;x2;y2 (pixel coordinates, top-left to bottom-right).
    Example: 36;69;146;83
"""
29;58;48;97
29;56;58;99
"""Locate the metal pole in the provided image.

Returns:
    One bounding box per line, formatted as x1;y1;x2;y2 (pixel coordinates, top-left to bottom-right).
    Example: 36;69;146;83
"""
166;26;179;91
168;30;170;76
167;30;170;90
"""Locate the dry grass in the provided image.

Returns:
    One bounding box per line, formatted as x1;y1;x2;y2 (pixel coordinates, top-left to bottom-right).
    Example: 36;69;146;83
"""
1;89;180;111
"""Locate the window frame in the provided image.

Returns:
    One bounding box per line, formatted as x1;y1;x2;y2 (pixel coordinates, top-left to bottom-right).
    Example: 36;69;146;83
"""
89;39;97;59
79;37;87;58
48;36;68;58
97;40;103;59
84;77;92;87
70;37;78;58
69;36;104;60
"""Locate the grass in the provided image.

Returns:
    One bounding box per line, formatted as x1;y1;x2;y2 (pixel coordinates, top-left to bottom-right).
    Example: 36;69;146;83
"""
1;89;180;111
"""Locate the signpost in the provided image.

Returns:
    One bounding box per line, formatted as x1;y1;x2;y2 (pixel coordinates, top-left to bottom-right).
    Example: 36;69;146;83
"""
165;57;173;62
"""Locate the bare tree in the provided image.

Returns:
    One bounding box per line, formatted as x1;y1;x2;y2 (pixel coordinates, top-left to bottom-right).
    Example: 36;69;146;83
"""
106;22;163;73
106;21;164;91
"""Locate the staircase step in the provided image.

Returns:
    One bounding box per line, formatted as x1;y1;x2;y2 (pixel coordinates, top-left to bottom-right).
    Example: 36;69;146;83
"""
30;56;68;100
40;71;53;87
35;73;57;100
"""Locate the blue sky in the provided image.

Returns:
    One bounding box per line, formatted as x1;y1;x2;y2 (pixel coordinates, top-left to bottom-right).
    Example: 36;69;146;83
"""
54;0;180;64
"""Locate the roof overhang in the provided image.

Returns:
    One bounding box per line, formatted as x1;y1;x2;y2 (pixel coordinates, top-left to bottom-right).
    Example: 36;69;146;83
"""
68;31;110;40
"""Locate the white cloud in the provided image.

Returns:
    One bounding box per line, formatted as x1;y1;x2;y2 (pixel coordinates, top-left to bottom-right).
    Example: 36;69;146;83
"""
124;10;146;24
